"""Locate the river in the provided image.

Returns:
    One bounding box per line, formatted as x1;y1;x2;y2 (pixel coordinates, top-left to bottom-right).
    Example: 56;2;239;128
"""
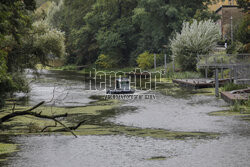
1;70;250;167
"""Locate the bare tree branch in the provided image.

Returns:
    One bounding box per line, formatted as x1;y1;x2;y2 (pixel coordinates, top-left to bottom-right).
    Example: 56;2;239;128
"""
41;122;57;132
0;101;78;138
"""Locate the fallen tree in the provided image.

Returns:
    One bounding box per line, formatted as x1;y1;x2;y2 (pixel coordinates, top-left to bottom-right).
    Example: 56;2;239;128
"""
0;101;80;138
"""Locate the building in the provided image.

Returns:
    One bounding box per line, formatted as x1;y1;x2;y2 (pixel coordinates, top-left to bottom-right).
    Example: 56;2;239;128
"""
209;0;244;39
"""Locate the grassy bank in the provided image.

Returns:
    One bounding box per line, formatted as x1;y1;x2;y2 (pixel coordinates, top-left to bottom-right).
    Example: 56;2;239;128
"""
208;99;250;123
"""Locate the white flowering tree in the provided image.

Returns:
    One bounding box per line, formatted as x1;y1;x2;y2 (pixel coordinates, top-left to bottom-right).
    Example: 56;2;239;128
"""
170;19;221;71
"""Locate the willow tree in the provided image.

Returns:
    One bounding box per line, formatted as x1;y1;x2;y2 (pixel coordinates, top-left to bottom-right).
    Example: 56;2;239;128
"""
170;19;221;71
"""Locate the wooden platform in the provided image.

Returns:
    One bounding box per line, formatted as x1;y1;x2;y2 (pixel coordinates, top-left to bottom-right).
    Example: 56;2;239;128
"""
221;89;250;104
173;78;231;89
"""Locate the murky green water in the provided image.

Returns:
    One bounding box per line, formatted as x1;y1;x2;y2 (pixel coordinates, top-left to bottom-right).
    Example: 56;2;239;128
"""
1;70;250;167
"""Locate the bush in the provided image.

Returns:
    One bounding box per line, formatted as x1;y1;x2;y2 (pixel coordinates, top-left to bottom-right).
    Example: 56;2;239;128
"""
0;73;29;108
226;41;244;54
136;52;160;69
171;19;221;71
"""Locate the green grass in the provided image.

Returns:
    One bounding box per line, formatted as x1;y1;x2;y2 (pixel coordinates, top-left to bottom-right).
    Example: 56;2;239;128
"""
0;143;18;155
209;100;250;116
0;143;18;162
221;83;248;91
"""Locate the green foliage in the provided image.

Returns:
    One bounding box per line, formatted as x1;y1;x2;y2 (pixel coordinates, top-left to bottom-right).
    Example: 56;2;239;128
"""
32;21;65;58
222;83;248;91
166;71;201;79
3;20;65;72
0;73;29;108
0;143;17;155
230;100;241;112
95;54;119;69
236;15;250;45
194;9;220;22
236;0;249;12
61;65;77;71
136;52;160;69
0;0;65;107
49;0;216;66
0;51;7;82
136;52;154;69
226;41;244;54
0;0;36;107
171;19;221;71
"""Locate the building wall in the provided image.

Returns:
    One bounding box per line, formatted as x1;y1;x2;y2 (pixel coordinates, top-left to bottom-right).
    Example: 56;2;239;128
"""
218;7;244;38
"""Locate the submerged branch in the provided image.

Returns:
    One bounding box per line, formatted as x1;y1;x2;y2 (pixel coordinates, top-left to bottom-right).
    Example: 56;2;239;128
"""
0;101;78;138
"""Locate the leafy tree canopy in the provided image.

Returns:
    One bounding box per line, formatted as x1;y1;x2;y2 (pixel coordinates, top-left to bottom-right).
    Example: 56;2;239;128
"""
171;19;221;71
51;0;220;66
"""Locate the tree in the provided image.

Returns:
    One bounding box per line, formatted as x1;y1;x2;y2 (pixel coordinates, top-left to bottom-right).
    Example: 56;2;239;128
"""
136;52;160;69
0;0;37;107
61;0;138;66
236;15;250;45
43;0;221;66
132;0;217;54
170;19;221;71
0;0;65;107
236;0;249;12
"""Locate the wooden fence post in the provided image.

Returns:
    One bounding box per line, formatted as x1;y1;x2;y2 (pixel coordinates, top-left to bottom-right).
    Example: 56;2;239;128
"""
215;68;219;97
172;56;175;72
164;54;167;74
221;58;224;79
205;55;208;78
154;54;156;71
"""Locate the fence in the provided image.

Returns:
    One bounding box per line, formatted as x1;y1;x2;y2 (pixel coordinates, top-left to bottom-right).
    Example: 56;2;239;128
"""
197;54;250;96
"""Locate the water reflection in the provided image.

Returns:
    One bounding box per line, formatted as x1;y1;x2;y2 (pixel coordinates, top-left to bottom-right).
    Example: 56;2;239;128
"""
25;70;106;107
2;70;250;167
3;135;250;167
111;93;250;134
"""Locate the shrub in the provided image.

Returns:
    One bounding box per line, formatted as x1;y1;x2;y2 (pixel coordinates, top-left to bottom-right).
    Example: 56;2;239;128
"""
170;19;221;71
226;41;244;54
136;52;160;69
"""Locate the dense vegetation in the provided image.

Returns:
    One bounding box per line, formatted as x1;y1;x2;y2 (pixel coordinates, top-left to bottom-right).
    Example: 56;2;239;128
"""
51;0;219;67
0;0;65;107
0;0;249;107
